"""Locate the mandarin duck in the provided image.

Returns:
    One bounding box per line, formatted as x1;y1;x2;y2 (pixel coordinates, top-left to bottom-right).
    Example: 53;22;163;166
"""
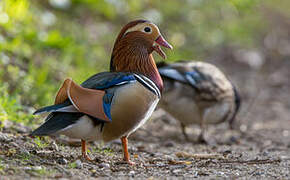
30;20;172;164
157;61;241;143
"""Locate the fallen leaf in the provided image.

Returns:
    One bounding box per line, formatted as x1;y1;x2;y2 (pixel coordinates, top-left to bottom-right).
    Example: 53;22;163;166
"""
168;159;192;165
175;152;224;159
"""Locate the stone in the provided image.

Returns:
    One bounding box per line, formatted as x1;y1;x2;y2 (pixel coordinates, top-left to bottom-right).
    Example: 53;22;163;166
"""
57;158;68;165
99;163;110;169
75;160;83;169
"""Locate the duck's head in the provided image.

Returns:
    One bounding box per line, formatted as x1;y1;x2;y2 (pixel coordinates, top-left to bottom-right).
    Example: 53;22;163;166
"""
111;20;172;70
114;20;172;58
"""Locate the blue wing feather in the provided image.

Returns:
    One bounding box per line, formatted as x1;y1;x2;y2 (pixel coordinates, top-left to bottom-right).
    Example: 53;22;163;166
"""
184;71;204;88
158;66;203;88
102;91;114;121
81;72;136;89
158;68;187;83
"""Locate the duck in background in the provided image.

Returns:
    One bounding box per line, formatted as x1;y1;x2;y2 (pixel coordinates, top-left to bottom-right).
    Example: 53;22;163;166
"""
30;20;172;165
157;61;241;143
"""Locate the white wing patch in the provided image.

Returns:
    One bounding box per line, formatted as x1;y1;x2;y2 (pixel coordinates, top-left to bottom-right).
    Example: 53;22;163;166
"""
55;105;79;113
159;68;186;83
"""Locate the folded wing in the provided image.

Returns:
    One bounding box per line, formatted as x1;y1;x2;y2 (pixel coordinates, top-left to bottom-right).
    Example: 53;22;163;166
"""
157;62;224;102
34;72;137;123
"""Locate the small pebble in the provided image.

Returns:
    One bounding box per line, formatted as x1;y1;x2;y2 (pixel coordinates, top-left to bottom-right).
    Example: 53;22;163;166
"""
223;150;232;155
2;120;13;129
75;160;83;169
254;171;264;176
23;167;32;170
137;146;145;151
57;158;68;165
33;166;42;171
280;155;289;160
230;136;238;143
9;142;19;147
172;169;182;174
20;148;30;155
164;155;174;161
240;124;247;132
0;132;12;142
262;151;269;156
118;167;127;171
164;141;175;147
51;141;59;151
128;170;135;176
99;163;110;169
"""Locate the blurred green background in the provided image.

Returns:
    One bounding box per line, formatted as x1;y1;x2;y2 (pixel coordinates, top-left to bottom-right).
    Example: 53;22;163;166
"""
0;0;289;125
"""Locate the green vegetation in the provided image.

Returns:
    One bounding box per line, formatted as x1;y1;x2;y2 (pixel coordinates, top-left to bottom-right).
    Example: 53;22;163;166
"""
0;0;289;125
16;151;32;161
0;84;34;125
92;146;114;156
33;137;49;149
68;161;77;169
0;158;4;174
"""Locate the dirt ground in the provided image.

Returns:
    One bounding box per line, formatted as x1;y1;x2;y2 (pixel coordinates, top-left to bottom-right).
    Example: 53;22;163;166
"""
1;58;289;179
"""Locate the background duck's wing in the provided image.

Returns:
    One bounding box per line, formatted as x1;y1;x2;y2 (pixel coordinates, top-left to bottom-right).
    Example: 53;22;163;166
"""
158;63;188;84
157;62;204;90
158;61;231;102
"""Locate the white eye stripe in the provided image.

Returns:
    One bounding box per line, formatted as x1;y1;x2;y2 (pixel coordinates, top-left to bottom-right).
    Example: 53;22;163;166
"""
124;24;146;35
124;23;159;36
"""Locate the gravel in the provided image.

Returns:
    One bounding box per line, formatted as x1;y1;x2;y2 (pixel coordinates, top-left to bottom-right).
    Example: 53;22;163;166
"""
1;58;289;179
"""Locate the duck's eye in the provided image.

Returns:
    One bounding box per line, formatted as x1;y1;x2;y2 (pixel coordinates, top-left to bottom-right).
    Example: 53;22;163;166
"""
144;27;151;33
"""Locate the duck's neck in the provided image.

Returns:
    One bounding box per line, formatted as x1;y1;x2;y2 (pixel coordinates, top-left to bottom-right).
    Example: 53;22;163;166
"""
110;42;163;91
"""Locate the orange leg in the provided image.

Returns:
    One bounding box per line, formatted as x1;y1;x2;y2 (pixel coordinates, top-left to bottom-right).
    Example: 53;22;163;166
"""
121;136;135;165
81;139;92;161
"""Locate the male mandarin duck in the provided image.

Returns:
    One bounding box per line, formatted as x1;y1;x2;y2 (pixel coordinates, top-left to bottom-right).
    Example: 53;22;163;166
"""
157;61;241;143
30;20;172;164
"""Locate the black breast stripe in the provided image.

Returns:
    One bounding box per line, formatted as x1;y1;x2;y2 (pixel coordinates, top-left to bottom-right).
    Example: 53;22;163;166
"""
133;74;161;98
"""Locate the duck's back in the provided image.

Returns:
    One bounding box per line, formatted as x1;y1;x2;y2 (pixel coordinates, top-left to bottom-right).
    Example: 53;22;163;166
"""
158;61;236;125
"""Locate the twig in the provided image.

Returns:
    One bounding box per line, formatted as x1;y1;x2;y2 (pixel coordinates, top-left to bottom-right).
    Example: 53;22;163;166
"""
219;159;281;165
175;152;224;159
